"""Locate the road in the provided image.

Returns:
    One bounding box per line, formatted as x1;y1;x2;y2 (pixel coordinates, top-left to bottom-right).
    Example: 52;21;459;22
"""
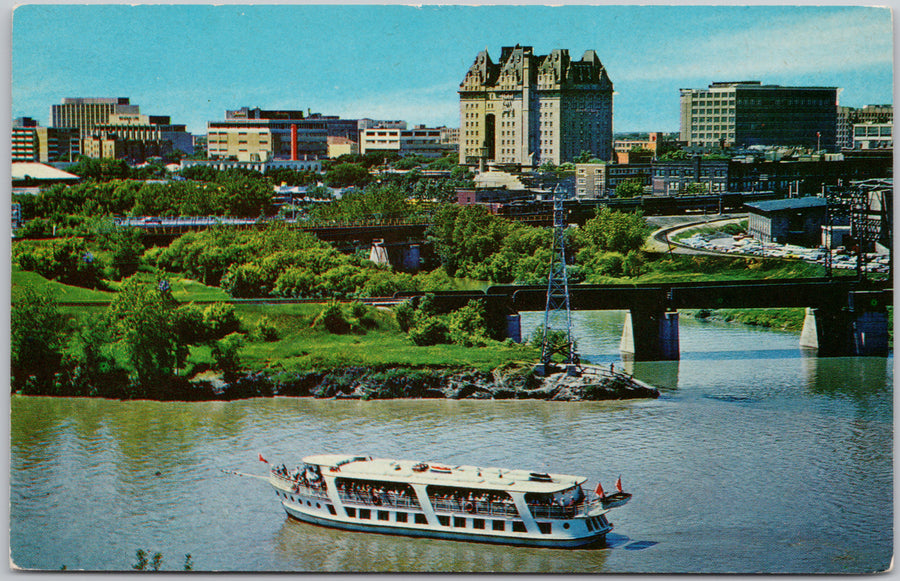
644;214;748;256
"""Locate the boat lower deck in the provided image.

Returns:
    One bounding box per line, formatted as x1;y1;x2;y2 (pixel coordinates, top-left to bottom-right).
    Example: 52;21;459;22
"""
283;504;610;549
274;488;612;548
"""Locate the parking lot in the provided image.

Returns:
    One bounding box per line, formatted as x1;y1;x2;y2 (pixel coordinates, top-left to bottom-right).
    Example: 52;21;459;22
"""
676;230;891;273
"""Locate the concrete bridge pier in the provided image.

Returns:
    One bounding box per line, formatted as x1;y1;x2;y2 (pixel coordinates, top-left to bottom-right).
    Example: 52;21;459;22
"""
800;300;890;357
620;309;680;361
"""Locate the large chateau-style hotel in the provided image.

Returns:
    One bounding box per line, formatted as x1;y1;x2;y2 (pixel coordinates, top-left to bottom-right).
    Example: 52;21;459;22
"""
459;45;614;168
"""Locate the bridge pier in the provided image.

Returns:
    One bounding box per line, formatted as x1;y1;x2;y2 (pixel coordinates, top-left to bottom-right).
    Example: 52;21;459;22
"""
800;301;890;357
506;313;522;343
620;310;680;361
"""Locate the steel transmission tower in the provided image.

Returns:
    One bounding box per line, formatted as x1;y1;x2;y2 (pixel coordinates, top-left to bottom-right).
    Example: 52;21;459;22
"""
536;187;580;376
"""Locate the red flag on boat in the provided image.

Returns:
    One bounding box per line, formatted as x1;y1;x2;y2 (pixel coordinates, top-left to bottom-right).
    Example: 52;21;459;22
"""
615;476;623;493
258;453;268;464
594;481;605;498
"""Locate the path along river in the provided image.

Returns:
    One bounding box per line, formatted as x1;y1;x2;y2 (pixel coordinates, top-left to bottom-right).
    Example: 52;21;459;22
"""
9;311;893;573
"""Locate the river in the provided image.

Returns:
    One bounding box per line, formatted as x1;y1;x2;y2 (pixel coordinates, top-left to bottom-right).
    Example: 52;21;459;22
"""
9;311;893;573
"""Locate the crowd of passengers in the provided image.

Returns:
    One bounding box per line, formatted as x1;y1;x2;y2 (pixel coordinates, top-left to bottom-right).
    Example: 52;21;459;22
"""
336;480;417;506
273;464;325;490
431;490;513;506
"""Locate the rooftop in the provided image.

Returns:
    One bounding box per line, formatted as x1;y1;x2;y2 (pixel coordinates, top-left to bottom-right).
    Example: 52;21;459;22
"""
11;162;80;182
745;196;828;213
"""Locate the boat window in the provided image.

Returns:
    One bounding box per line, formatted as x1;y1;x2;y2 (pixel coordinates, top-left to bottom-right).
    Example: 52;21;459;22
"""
586;518;594;531
378;511;389;521
437;516;450;527
327;505;337;516
345;507;356;518
414;514;428;525
396;512;408;523
537;522;552;535
473;519;485;530
512;521;527;533
492;520;505;531
359;509;371;520
453;517;466;528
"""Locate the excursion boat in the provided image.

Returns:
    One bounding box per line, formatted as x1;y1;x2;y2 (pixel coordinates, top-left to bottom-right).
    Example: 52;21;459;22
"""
257;453;631;548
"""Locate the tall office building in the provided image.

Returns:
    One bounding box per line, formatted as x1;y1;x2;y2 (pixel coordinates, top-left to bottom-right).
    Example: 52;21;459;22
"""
12;117;80;162
680;81;838;151
459;45;614;168
50;97;139;137
837;104;893;149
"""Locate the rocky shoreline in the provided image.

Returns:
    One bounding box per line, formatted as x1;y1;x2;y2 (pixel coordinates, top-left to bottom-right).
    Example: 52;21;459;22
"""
205;364;660;402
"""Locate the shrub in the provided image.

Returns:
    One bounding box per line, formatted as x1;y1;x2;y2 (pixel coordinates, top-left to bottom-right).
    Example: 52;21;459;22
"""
393;301;415;332
623;250;648;278
250;317;279;342
349;301;368;319
316;301;350;334
408;315;450;346
594;252;625;276
447;300;489;347
202;303;240;339
212;333;244;379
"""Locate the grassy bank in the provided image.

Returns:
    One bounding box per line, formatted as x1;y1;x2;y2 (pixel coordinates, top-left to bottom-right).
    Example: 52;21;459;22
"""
234;303;536;375
690;308;807;332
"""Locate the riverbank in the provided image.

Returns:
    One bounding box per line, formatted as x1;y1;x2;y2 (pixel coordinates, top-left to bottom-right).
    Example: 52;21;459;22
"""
124;363;660;402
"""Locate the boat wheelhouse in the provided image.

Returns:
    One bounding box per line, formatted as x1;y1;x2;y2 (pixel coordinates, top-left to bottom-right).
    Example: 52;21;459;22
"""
265;454;630;548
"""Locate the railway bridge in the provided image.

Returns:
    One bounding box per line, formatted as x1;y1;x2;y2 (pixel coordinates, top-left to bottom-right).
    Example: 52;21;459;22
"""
402;278;892;360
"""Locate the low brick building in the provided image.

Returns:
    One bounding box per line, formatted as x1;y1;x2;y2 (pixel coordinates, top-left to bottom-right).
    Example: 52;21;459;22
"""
746;196;828;247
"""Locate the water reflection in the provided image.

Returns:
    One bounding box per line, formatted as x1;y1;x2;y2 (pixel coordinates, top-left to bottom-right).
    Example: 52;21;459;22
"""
272;516;610;573
801;356;890;399
622;360;680;390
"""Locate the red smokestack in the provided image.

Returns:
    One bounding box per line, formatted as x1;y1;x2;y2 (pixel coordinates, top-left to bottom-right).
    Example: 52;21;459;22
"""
290;124;298;161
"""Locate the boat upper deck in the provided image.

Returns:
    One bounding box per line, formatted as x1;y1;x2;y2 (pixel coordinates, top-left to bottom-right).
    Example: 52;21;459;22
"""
303;454;586;494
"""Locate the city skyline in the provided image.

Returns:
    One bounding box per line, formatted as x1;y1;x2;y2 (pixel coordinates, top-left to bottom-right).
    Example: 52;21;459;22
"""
11;4;893;135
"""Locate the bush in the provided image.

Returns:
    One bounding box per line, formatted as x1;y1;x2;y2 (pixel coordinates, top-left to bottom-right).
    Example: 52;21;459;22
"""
447;300;489;347
316;301;350;334
408;315;450;346
393;301;415;332
349;301;369;319
250;317;279;342
212;333;244;379
593;252;625;276
202;303;240;339
623;250;648;277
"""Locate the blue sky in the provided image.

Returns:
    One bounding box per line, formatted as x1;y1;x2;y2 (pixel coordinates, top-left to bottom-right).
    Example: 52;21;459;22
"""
11;4;894;135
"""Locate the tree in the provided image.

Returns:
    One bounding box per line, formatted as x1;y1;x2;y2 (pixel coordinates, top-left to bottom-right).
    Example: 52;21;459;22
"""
324;162;372;188
574;150;594;164
578;207;650;255
11;287;66;391
615;178;645;199
108;277;182;389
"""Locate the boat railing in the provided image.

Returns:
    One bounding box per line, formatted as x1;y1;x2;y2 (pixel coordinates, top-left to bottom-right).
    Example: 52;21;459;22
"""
272;473;330;499
428;498;519;518
338;492;421;510
528;501;586;520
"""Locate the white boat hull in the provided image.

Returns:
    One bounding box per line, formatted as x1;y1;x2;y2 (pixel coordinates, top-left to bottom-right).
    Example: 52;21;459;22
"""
281;502;609;548
275;490;612;548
